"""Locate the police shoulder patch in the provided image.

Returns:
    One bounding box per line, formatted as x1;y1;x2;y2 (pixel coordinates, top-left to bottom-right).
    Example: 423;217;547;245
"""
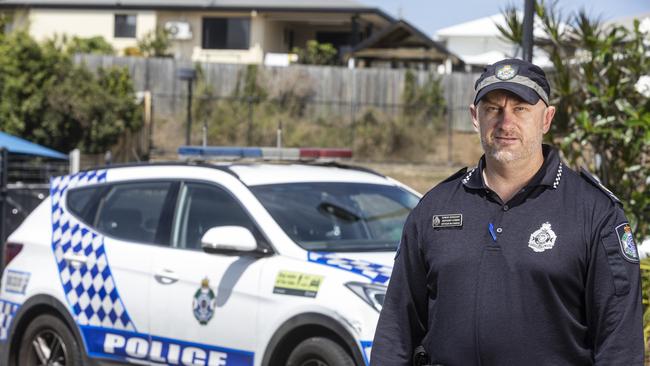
579;168;621;205
615;223;639;263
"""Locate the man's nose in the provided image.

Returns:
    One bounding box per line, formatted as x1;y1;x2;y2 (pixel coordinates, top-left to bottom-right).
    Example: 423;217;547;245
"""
497;109;516;128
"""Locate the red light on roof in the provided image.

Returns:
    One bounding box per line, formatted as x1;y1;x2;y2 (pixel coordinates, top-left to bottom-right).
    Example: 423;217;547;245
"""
299;148;353;159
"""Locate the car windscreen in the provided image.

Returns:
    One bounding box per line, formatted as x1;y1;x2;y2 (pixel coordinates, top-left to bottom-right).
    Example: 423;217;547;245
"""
250;183;419;252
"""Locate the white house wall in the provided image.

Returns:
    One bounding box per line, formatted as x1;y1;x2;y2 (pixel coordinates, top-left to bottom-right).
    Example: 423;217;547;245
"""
262;18;286;53
24;8;156;50
443;36;515;60
158;10;263;63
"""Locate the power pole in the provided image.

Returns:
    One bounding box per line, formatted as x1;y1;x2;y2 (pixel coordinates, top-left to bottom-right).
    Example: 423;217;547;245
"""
522;0;535;62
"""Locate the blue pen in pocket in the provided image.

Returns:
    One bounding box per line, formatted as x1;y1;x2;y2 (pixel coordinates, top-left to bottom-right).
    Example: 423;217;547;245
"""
488;223;497;242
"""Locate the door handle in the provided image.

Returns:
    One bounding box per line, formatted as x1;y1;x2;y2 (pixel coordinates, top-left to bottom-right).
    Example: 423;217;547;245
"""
63;253;88;269
154;269;179;285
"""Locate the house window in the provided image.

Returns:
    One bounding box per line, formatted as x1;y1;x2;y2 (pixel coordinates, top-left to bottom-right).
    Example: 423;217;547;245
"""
115;14;137;38
202;18;250;50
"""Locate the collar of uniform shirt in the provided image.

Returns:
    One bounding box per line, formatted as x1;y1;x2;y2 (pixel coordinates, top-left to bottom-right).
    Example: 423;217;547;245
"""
462;144;562;191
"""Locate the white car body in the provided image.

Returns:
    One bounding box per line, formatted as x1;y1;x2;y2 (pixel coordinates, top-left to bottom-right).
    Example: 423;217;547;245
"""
0;162;418;366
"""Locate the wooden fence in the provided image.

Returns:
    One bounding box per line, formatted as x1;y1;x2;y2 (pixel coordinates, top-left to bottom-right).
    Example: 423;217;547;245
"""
75;54;478;127
74;55;480;157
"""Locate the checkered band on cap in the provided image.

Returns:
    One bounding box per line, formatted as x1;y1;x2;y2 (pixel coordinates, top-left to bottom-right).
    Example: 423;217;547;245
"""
0;300;19;341
308;252;392;284
50;170;136;331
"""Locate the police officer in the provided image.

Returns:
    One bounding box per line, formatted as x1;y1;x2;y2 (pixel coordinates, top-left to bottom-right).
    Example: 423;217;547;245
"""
371;58;644;366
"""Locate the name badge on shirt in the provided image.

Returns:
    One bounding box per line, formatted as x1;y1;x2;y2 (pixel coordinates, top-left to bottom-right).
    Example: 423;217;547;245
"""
432;214;463;228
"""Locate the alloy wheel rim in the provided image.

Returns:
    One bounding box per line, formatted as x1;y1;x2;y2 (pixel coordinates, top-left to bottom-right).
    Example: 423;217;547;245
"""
29;329;68;366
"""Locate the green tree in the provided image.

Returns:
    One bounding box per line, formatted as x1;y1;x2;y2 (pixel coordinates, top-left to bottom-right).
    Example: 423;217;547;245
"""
292;40;339;65
64;36;115;55
137;26;172;57
0;31;142;153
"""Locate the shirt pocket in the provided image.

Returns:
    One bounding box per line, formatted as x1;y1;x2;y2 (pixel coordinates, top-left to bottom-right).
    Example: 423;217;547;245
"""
600;232;630;296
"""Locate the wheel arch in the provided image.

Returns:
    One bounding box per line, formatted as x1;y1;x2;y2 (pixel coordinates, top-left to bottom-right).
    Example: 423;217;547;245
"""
2;294;94;366
261;312;366;366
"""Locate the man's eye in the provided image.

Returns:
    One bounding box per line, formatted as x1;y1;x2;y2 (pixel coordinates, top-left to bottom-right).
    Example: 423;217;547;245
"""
514;106;528;112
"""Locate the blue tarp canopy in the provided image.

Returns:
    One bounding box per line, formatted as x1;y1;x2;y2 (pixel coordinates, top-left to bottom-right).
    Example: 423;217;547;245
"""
0;132;68;160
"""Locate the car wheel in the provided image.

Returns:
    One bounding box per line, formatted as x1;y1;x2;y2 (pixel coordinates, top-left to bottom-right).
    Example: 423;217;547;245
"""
17;314;82;366
287;337;355;366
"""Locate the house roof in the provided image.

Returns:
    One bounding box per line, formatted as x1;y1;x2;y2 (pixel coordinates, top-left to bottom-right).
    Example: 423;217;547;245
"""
348;20;462;64
0;132;68;159
0;0;395;21
435;13;548;38
605;12;650;31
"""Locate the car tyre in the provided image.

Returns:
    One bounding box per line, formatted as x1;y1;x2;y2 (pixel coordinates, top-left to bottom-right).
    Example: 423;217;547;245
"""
286;337;356;366
17;314;82;366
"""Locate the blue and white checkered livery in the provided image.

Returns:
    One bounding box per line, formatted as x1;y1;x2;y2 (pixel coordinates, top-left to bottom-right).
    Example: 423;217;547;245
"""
50;170;136;331
308;252;392;284
0;300;19;341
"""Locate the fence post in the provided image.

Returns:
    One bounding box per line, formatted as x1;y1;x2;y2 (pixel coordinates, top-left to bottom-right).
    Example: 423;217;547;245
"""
447;106;453;166
247;96;254;146
0;148;7;272
350;68;357;149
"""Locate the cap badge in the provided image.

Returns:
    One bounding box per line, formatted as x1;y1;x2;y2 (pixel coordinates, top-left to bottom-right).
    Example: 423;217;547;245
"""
528;222;557;252
496;64;518;80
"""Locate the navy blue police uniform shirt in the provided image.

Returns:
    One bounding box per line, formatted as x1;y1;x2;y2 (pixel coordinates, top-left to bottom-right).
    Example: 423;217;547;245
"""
372;145;643;366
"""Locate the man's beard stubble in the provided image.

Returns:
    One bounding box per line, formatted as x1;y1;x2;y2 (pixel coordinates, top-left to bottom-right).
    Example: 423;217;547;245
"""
480;128;543;163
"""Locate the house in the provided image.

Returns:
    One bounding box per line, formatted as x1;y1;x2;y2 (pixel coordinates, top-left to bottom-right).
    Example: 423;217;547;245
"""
346;20;463;72
0;0;440;66
434;13;551;71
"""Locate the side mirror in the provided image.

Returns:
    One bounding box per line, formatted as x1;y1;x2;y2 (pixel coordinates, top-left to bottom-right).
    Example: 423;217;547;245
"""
200;226;257;255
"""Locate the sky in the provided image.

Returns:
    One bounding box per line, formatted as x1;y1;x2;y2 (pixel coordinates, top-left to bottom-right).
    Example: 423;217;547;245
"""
362;0;650;36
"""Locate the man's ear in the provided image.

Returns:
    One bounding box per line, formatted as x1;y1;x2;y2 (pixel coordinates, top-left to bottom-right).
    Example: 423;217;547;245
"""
470;104;479;132
543;105;556;134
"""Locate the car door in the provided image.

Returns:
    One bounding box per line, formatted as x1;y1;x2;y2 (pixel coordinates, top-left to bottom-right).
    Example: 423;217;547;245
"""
148;181;266;366
71;180;178;363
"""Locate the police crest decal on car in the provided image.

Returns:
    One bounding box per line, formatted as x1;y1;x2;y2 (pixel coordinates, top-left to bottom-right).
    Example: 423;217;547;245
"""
193;277;217;325
616;223;639;263
528;222;557;252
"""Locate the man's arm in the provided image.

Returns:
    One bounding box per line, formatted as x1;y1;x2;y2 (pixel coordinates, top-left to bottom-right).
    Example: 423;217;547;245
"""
371;211;429;366
586;207;644;365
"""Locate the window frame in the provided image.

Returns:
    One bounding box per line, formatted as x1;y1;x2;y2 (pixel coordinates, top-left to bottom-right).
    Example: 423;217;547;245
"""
66;180;180;247
114;13;137;38
170;180;274;254
201;17;251;50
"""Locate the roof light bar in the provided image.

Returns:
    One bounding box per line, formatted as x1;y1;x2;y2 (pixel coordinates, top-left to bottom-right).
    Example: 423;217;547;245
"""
178;146;352;161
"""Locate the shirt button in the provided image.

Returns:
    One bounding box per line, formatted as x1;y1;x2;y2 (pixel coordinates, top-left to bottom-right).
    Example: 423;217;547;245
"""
496;227;503;233
503;205;509;211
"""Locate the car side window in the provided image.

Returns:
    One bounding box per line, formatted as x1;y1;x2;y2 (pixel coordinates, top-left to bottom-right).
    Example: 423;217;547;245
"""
95;182;175;245
67;186;103;225
173;182;257;250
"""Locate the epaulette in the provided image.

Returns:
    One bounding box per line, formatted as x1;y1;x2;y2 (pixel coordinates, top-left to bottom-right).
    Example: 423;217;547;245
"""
579;168;622;205
440;167;468;184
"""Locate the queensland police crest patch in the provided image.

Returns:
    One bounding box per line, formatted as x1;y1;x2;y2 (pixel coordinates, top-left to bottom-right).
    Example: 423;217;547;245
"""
528;222;557;253
193;277;217;325
496;64;518;80
616;223;639;263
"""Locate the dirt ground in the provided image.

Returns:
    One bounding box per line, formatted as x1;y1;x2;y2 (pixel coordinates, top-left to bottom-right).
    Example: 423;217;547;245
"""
355;131;484;194
354;161;462;194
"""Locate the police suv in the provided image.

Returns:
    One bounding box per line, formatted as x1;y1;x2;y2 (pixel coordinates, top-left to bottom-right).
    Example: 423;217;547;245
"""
0;147;420;366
